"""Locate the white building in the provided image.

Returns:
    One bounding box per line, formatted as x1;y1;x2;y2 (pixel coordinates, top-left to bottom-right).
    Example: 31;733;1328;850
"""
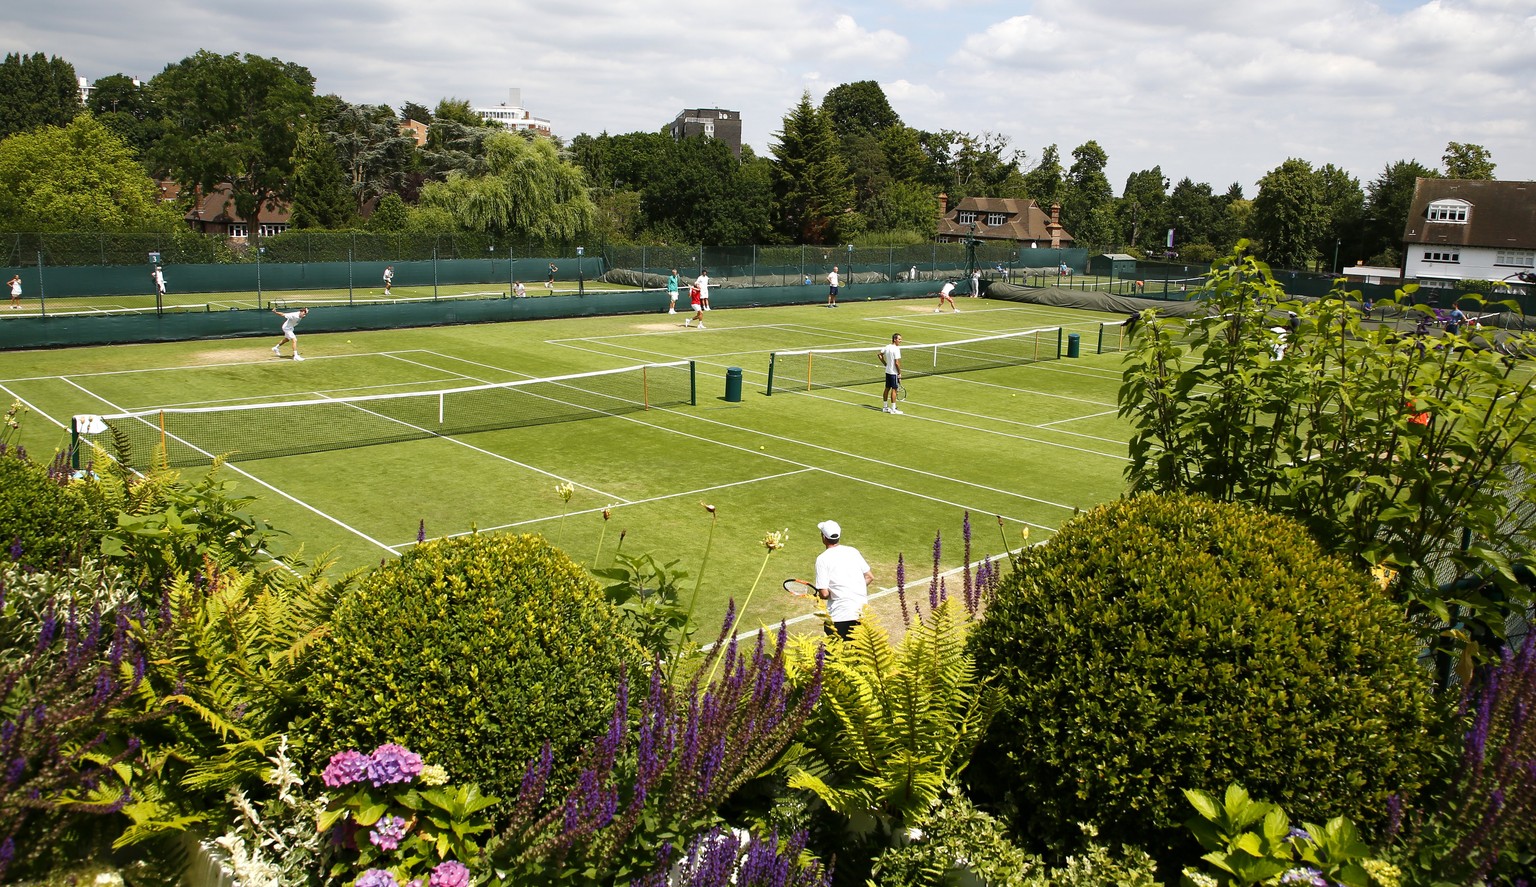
474;88;552;136
1402;178;1536;293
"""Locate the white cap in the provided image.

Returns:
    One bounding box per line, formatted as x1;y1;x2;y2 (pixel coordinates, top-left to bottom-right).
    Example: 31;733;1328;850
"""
817;520;842;541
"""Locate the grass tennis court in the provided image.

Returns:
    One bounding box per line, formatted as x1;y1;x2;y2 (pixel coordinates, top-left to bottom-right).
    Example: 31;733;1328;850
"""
0;296;1135;636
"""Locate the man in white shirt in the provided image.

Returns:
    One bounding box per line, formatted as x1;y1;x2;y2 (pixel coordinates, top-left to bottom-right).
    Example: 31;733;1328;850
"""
877;333;902;414
383;265;394;295
151;265;166;296
814;520;873;641
271;307;309;361
970;268;981;297
826;265;840;307
696;269;711;311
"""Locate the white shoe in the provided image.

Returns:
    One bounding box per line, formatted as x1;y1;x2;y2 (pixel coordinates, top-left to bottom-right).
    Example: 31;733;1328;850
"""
954;309;961;313
935;308;941;313
272;345;281;356
668;308;676;314
889;408;902;414
684;319;691;327
703;306;710;311
697;322;705;329
293;354;304;362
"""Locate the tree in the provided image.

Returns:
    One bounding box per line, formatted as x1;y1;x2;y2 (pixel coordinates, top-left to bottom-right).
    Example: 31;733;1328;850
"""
1118;167;1170;253
1060;141;1114;250
316;96;416;211
0;115;181;232
820;80;900;142
418;131;594;240
0;52;79;140
1250;158;1326;269
85;73;157;157
1167;177;1217;250
1315;163;1365;272
1023;144;1064;206
148;51;317;238
1364;160;1437;265
1441;141;1495;180
399;101;432;125
288;127;354;229
770;91;854;244
879;125;929;184
641;136;771;245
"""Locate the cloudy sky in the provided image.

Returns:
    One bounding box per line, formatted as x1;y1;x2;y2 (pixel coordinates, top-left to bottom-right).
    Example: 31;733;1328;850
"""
9;0;1535;196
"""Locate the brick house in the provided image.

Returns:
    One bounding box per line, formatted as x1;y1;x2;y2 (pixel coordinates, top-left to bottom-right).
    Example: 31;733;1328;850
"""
935;195;1074;248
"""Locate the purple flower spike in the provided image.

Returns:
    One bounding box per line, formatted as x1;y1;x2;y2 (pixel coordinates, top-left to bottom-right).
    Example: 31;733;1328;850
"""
430;861;470;887
417;519;426;543
896;553;909;627
367;743;424;786
321;749;371;788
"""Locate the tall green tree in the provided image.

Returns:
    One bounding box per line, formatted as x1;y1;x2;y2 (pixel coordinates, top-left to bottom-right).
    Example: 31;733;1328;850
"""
1167;177;1218;251
288;127;354;229
1315;163;1365;272
0;115;180;232
641;135;770;245
770;91;854;244
419;131;594;240
85;73;157;157
1441;141;1495;180
1364;160;1437;265
148;51;317;236
1118;167;1170;253
0;52;79;139
1250;157;1326;269
1023;144;1064;206
316;97;416;212
1060;141;1114;250
821;80;900;142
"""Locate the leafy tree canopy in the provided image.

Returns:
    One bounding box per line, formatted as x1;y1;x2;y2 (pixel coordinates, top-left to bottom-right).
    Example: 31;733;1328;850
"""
0;114;181;232
0;52;79;140
1251;157;1326;269
418;131;594;240
821;80;901;141
1441;141;1496;180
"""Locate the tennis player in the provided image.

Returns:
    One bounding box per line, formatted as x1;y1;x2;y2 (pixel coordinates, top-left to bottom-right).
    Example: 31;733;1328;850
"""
513;281;527;298
382;265;394;295
667;269;679;314
547;263;558;291
151;265;167;296
8;274;21;309
826;265;839;307
683;282;705;329
935;281;959;313
814;520;873;641
696;268;711;311
878;333;902;414
272;307;309;361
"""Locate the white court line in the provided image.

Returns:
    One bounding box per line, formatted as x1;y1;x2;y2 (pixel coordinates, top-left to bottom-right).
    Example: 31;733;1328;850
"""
393;468;816;548
390;356;1073;525
3;349;430;384
316;380;631;504
543;335;1130;458
0;383;69;432
145;376;472;411
58;377;401;556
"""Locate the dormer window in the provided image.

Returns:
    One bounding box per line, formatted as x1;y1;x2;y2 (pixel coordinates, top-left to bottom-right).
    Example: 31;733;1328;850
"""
986;213;1007;226
957;211;977;224
1426;200;1470;223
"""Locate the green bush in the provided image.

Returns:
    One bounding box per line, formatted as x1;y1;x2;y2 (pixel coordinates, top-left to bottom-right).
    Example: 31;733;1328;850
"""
306;533;644;809
965;493;1446;864
0;447;97;569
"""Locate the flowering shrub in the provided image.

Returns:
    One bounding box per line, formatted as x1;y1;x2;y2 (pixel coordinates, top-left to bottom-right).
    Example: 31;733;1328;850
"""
319;743;496;885
0;443;97;570
306;533;645;809
634;827;831;887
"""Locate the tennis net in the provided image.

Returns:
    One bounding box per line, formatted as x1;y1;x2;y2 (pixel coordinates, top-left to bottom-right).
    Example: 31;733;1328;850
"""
73;360;696;469
1097;318;1134;354
766;327;1062;395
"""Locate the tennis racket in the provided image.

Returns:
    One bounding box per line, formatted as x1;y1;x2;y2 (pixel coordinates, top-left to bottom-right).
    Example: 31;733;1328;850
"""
896;380;909;402
783;578;819;598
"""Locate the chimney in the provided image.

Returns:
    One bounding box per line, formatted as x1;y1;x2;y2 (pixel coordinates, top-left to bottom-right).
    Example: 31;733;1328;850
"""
938;192;949;217
1048;203;1063;249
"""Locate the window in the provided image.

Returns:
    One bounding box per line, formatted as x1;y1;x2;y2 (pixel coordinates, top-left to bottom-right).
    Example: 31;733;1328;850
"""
227;223;249;238
986;213;1007;226
1495;248;1535;268
1423;250;1460;263
957;211;977;224
1426;200;1470;223
258;223;289;238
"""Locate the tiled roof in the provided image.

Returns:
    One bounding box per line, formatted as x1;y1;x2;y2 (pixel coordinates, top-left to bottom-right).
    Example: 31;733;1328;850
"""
936;196;1074;245
1403;179;1536;251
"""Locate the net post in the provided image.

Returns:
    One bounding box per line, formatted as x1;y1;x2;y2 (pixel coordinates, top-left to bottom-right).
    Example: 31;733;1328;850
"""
643;365;650;410
439;392;445;426
1097;323;1106;354
806;353;814;392
1056;327;1063;358
765;354;775;396
69;416;80;472
689;361;697;406
159;410;166;457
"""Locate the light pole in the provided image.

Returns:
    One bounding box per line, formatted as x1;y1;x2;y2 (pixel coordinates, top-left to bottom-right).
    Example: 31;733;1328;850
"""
1333;240;1342;275
577;246;585;295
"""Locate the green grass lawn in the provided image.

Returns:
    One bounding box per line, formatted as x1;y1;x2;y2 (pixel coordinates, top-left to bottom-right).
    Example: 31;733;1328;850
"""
0;296;1134;638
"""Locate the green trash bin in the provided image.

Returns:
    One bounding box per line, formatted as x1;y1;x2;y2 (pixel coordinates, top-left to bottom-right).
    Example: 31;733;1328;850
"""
1067;332;1081;358
725;366;743;402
